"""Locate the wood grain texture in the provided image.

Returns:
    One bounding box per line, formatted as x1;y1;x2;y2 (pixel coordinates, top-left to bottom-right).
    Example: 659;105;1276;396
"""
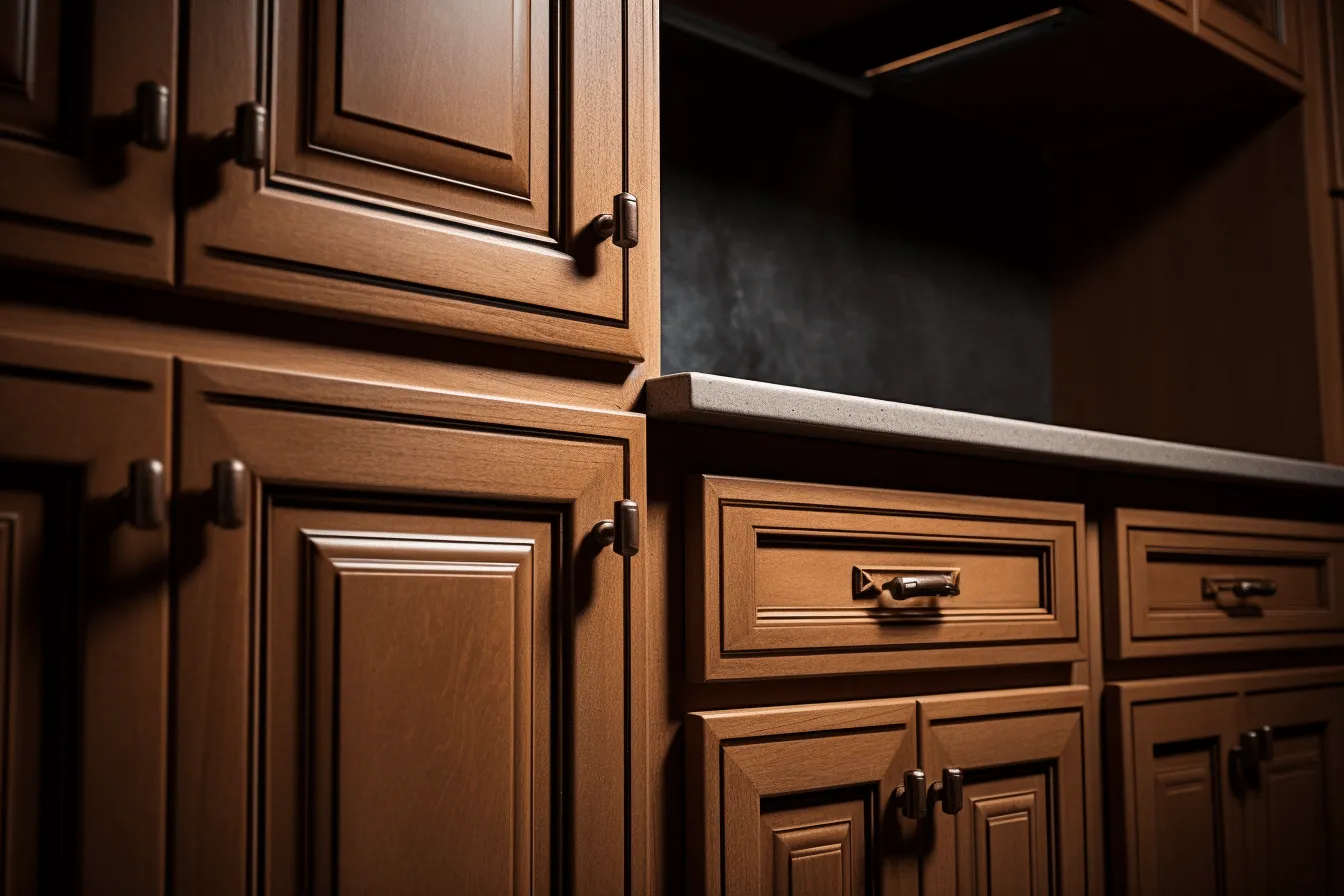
0;334;172;895
688;475;1087;681
265;509;552;896
182;0;654;362
918;685;1091;896
0;0;176;283
171;361;645;895
1107;508;1344;658
1107;666;1344;896
687;699;919;896
0;288;652;412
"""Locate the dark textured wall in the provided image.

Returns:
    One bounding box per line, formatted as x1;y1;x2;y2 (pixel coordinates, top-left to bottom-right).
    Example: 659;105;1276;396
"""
660;28;1054;422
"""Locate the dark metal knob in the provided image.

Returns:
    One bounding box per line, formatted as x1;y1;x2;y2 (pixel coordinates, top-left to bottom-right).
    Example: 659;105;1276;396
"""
217;102;268;170
130;82;171;150
893;769;927;819
1252;725;1274;761
593;499;639;557
127;459;166;530
930;767;964;815
593;192;639;249
211;459;248;529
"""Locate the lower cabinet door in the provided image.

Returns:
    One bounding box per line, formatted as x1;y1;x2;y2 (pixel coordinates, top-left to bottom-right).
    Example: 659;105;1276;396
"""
1121;684;1245;896
687;699;921;896
171;361;643;895
0;336;172;895
1242;678;1344;895
917;686;1090;896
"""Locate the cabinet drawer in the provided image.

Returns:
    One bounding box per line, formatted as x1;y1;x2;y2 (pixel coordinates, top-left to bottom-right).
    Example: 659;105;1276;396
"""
687;476;1086;681
1107;509;1344;658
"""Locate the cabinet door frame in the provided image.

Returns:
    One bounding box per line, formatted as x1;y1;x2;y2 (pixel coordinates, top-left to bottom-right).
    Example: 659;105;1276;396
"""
171;361;646;894
917;685;1091;896
180;0;656;363
0;335;172;894
687;698;920;896
1240;668;1344;895
0;0;177;282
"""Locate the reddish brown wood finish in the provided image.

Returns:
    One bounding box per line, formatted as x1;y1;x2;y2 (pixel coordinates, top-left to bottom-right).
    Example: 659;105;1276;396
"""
181;0;656;361
171;362;645;894
687;699;920;896
688;476;1086;681
919;686;1091;896
1197;0;1302;74
1107;666;1344;896
0;0;176;281
0;335;172;894
1106;508;1344;658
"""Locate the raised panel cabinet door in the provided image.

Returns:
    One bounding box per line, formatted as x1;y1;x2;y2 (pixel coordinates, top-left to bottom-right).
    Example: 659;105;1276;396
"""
1197;0;1302;74
917;686;1090;896
1109;677;1247;896
1242;674;1344;895
687;699;920;896
181;0;655;361
0;336;172;894
0;0;176;281
171;361;645;895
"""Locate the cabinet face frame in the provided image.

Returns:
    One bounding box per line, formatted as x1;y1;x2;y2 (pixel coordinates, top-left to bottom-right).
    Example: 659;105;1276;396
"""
171;361;646;895
688;475;1087;681
1107;666;1344;896
0;0;177;282
180;0;656;363
0;335;173;894
1105;508;1344;659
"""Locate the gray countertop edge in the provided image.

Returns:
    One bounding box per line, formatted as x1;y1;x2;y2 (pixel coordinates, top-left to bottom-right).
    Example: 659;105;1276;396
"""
645;373;1344;490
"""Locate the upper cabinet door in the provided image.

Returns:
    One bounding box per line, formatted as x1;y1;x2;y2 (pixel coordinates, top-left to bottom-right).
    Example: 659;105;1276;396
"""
0;336;172;895
917;687;1090;896
0;0;176;281
1241;677;1344;895
171;362;643;895
181;0;653;361
1197;0;1301;74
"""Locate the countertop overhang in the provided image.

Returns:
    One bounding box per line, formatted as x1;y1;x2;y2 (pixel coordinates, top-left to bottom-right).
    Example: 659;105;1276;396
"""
645;373;1344;490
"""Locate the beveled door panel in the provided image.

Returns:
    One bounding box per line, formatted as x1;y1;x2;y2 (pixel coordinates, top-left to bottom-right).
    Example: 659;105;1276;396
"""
1242;680;1344;895
173;361;644;895
184;0;653;360
0;0;176;280
687;699;919;896
264;508;552;895
1109;677;1246;896
918;686;1090;896
0;336;172;895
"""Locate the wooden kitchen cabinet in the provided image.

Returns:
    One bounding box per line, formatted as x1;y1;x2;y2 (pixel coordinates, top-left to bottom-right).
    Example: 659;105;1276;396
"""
1197;0;1302;75
688;686;1092;896
0;336;172;894
1109;668;1344;896
180;0;655;361
0;0;177;282
171;361;644;894
1242;680;1344;894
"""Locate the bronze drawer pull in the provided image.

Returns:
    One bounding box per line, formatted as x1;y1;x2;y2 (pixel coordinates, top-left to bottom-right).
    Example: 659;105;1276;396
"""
126;459;167;530
1202;577;1277;601
891;572;960;599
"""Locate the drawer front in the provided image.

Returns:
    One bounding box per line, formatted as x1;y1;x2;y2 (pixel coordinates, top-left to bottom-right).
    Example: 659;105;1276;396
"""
688;476;1086;681
1109;509;1344;658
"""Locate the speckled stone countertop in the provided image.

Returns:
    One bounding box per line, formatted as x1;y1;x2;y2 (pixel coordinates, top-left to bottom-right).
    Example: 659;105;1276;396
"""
645;373;1344;490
